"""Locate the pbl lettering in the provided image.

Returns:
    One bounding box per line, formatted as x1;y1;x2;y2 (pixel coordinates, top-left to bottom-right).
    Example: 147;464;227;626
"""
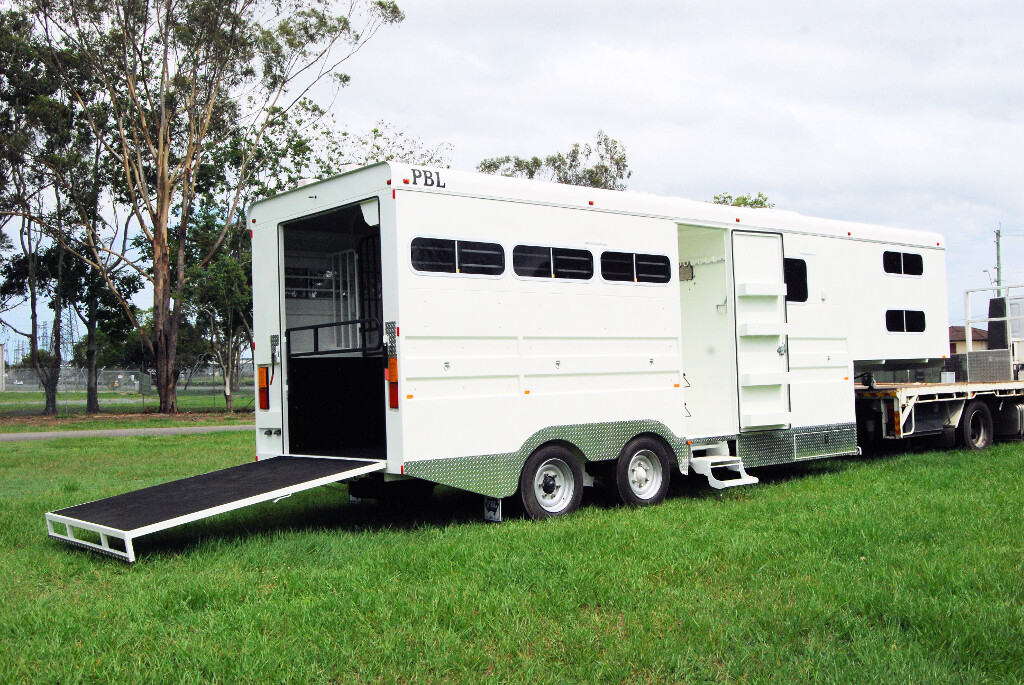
409;168;446;188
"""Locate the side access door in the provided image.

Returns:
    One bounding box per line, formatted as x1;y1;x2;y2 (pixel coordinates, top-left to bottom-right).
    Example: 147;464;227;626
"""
732;231;792;430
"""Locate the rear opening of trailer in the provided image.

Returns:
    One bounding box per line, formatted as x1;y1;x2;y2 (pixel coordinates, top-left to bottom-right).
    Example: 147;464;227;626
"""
278;199;387;459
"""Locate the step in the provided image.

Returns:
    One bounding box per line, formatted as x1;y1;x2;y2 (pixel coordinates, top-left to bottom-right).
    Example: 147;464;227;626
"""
689;456;759;490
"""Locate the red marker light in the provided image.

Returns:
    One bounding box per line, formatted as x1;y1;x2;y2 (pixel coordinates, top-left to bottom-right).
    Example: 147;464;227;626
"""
386;179;392;185
736;218;740;222
251;218;256;223
589;200;594;205
403;179;410;184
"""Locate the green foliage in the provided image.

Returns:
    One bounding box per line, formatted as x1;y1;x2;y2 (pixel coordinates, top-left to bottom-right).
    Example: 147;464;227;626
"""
713;191;775;208
479;130;632;190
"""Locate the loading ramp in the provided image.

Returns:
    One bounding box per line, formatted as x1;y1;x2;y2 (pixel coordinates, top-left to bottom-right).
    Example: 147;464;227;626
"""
45;456;385;562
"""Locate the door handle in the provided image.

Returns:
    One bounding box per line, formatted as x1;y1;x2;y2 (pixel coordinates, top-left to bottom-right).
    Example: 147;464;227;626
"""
777;343;788;356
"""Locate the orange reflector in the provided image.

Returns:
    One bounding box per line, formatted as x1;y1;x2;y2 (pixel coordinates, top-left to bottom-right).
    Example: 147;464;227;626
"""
673;383;680;388
524;390;530;395
258;366;270;410
406;395;413;400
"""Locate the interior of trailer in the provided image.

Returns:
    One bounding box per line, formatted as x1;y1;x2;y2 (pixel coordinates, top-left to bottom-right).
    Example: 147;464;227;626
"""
281;199;386;457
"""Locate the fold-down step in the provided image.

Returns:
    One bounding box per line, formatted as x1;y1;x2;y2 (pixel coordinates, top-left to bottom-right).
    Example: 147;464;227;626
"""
45;456;385;562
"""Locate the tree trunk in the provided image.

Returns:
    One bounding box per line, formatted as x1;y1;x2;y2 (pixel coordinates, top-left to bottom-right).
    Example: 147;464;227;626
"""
152;199;179;413
42;260;64;416
223;371;233;413
86;293;99;413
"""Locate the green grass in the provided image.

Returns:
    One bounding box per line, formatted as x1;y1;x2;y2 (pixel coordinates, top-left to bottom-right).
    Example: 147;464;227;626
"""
1;434;1022;683
0;411;252;433
0;390;255;415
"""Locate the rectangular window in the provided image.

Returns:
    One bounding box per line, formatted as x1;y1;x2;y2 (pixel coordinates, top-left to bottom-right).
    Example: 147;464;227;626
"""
601;252;634;281
783;258;808;303
902;253;924;276
285;267;335;299
411;238;456;273
886;309;926;332
552;248;594;280
600;251;671;283
513;245;552;278
457;241;504;275
905;309;926;332
635;254;671;283
883;251;903;274
883;250;924;276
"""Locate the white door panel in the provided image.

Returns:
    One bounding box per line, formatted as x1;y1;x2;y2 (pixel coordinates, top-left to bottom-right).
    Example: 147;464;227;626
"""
732;232;791;430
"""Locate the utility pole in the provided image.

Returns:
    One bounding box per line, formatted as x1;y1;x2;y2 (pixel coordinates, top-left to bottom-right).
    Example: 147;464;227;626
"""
996;222;1003;296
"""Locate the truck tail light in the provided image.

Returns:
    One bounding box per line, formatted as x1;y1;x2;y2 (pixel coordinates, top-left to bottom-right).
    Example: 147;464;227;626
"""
258;365;270;410
388;357;399;409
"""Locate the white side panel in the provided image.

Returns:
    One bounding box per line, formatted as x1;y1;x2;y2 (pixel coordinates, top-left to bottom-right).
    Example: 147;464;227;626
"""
395;192;685;463
784;233;856;428
732;232;791;430
250;221;284;455
677;225;738;438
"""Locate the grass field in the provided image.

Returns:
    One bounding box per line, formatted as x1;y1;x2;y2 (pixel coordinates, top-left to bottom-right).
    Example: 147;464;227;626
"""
0;411;252;434
0;390;255;415
1;433;1022;683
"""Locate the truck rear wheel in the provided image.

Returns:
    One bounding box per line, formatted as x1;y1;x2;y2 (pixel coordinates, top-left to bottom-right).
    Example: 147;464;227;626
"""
519;445;583;520
615;437;671;506
960;400;994;450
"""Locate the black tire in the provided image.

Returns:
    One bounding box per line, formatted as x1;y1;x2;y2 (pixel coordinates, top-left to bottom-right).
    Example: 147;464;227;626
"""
615;436;671;506
519;445;584;520
960;400;994;450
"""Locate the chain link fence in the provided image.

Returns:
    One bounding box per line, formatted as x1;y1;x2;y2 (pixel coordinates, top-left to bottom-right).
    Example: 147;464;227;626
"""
0;366;255;415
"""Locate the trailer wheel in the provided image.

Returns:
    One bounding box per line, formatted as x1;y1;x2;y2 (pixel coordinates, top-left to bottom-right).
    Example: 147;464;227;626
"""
519;446;584;520
615;437;671;506
960;400;994;450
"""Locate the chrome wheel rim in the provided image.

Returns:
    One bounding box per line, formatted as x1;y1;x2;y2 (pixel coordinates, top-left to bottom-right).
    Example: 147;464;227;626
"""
533;458;575;513
627;449;662;500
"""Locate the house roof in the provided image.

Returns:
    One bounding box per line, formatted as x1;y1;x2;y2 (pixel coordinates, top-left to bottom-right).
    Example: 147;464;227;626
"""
948;326;988;342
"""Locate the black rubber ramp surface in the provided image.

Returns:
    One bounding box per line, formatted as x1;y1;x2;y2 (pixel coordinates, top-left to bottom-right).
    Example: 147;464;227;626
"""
52;457;376;532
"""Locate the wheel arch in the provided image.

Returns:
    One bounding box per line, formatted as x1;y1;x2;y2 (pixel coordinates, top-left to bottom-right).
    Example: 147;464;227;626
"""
628;431;680;468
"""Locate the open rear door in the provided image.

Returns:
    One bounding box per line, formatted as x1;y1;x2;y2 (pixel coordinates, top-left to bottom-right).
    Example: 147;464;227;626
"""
45;456;384;562
732;231;792;430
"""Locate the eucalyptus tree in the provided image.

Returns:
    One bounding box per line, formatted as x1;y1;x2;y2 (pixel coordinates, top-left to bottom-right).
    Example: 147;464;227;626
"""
478;130;632;190
27;0;404;411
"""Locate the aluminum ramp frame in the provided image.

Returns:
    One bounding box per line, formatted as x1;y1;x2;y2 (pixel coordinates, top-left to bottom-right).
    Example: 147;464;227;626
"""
44;456;385;562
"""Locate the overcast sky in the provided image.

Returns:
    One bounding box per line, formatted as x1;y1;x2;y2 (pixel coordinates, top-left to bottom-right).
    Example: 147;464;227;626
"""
334;0;1023;318
3;0;1023;356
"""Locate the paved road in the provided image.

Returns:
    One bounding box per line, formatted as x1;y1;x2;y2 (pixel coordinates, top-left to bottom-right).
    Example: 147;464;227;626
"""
0;424;253;442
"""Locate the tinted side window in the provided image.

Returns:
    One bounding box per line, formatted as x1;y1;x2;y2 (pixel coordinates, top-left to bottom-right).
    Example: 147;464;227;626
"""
783;258;808;303
886;310;927;332
883;251;902;274
458;241;504;275
886;310;905;332
905;310;926;332
513;245;551;278
411;238;456;273
601;252;634;281
902;253;924;276
552;248;593;280
635;254;671;283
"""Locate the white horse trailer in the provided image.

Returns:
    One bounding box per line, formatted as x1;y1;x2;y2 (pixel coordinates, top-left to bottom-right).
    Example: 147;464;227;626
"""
44;163;1024;561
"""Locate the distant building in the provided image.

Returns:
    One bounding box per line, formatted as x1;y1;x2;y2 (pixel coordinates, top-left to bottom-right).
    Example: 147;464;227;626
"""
949;326;988;355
